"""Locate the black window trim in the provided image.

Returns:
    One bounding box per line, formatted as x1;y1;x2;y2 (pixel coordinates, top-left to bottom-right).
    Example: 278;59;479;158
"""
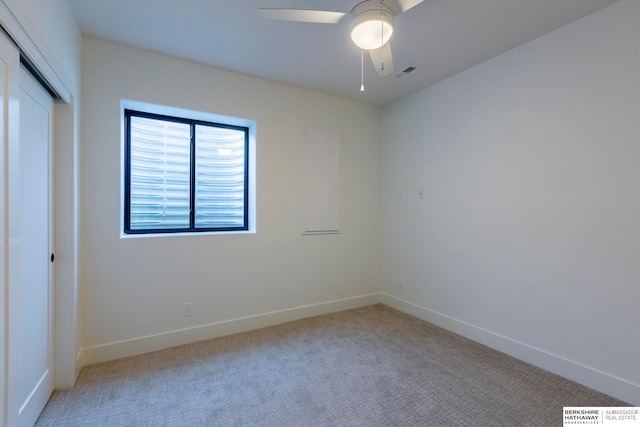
124;108;250;235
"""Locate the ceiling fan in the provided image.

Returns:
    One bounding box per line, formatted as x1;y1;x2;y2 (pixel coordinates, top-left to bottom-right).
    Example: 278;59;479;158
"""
258;0;424;89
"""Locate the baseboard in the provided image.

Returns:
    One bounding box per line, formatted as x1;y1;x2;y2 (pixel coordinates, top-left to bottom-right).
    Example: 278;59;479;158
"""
79;293;382;367
381;293;640;406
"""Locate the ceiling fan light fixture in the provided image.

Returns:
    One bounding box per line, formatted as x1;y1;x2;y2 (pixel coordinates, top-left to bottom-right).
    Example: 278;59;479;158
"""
350;10;394;50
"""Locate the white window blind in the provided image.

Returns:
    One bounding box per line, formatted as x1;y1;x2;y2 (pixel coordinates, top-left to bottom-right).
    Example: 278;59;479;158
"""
125;110;249;234
195;125;246;228
129;116;191;230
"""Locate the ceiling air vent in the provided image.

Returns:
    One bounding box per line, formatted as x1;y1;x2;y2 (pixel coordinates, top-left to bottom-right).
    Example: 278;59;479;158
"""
394;65;420;79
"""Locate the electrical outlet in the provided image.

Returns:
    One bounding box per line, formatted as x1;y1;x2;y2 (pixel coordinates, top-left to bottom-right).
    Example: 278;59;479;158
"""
183;302;193;317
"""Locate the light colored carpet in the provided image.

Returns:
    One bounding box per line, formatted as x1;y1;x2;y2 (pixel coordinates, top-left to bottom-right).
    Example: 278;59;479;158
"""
36;304;628;426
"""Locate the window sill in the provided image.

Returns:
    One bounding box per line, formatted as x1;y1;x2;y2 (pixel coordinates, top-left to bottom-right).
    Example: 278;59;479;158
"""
120;229;256;239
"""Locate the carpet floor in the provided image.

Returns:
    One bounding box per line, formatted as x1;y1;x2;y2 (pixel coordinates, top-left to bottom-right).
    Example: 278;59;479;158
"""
36;304;629;426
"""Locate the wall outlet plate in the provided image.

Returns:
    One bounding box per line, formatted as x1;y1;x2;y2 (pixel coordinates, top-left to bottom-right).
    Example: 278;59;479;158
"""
183;302;193;316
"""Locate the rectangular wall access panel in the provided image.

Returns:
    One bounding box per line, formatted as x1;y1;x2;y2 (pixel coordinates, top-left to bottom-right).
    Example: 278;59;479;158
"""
303;128;340;234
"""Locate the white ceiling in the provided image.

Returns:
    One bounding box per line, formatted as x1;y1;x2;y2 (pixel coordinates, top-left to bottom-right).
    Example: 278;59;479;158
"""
67;0;620;107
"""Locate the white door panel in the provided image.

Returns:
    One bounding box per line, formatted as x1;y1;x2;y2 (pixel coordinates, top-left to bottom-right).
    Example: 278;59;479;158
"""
0;29;21;427
11;64;54;427
0;27;55;427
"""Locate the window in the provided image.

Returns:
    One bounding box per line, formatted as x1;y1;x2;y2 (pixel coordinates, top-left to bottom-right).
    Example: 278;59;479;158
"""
124;109;249;234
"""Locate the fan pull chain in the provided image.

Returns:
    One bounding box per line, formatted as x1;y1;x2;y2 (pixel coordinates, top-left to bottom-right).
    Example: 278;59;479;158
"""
380;12;385;71
360;49;365;92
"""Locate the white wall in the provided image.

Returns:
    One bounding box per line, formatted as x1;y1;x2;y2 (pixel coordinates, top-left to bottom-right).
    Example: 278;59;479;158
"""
381;0;640;405
79;37;381;363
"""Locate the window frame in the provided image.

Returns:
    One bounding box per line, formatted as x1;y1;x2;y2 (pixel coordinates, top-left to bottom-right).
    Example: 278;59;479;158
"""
124;108;250;235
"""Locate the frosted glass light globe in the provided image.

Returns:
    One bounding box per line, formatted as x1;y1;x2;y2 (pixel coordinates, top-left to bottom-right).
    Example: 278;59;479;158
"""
350;10;394;50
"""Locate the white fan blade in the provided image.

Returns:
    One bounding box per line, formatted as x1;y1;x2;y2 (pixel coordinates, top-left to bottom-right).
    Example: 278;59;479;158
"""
384;0;424;15
258;8;347;24
369;43;393;77
398;0;424;12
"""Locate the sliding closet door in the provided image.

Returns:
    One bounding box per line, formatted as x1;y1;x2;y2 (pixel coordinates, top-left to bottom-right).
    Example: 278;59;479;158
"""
0;25;57;426
6;63;55;427
0;28;21;427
